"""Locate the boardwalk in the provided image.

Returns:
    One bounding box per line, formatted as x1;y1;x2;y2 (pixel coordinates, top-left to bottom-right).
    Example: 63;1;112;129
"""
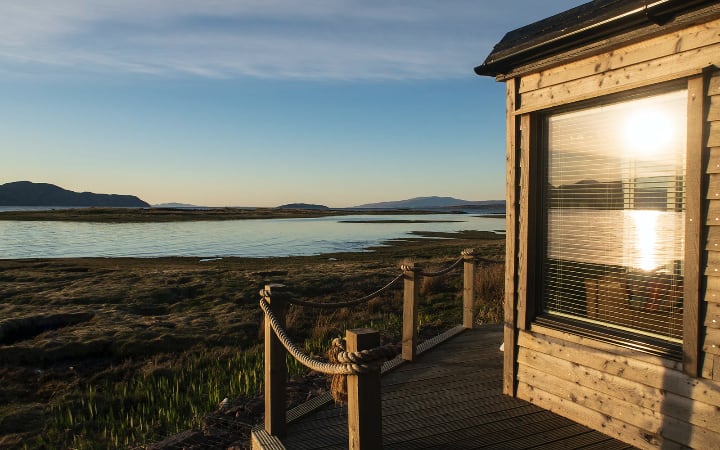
273;325;634;449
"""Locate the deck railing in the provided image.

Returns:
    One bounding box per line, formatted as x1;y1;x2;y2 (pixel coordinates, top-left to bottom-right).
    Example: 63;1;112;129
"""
258;248;494;450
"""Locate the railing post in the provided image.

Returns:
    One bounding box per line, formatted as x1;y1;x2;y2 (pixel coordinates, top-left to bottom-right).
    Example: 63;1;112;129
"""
462;248;477;329
346;329;382;450
262;284;288;437
401;259;420;361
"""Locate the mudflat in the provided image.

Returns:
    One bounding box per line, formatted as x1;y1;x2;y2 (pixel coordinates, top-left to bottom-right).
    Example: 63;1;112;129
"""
0;230;504;449
0;207;439;223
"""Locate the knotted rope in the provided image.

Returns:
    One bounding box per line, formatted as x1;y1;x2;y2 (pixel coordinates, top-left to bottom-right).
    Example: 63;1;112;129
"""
259;297;400;376
328;337;400;404
285;274;404;308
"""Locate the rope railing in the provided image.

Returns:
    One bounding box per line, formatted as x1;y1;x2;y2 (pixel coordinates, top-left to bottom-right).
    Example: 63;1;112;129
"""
416;256;464;277
285;273;404;308
259;296;399;375
258;248;503;449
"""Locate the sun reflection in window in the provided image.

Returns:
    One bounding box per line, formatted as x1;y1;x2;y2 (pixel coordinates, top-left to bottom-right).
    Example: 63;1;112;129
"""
628;210;661;271
622;107;676;157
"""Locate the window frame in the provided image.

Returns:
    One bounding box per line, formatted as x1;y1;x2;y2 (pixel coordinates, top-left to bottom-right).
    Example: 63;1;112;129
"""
518;76;706;374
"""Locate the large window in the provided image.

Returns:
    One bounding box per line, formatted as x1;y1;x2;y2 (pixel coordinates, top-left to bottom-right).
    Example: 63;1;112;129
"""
542;89;687;343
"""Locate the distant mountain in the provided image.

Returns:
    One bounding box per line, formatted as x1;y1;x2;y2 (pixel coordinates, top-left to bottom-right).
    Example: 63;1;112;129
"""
153;203;201;208
277;203;329;210
0;181;150;207
354;196;504;210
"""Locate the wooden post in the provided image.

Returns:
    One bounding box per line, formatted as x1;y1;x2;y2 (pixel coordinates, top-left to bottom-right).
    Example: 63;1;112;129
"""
346;329;382;450
401;259;420;361
462;249;477;329
262;284;287;437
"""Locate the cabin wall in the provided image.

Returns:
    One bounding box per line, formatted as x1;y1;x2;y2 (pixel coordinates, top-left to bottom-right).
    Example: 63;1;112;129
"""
505;16;720;449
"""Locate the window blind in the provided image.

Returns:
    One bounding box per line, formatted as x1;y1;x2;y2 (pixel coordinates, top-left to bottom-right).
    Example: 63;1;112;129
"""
542;89;687;342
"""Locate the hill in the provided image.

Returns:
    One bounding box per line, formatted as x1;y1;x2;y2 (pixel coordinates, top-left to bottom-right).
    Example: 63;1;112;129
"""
0;181;150;207
354;196;504;210
276;203;329;210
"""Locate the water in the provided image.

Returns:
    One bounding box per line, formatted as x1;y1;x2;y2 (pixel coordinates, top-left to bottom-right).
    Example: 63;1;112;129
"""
0;214;505;259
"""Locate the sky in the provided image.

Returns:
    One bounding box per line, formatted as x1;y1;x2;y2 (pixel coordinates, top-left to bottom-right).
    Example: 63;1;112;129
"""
1;0;586;207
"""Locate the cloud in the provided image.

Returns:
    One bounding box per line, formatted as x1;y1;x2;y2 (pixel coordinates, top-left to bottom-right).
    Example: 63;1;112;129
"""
0;0;581;80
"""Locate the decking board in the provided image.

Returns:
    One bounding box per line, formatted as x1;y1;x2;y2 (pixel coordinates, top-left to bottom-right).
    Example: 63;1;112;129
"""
276;325;635;449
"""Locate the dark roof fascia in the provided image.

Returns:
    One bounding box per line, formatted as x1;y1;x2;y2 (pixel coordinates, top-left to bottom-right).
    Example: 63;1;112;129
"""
475;0;719;78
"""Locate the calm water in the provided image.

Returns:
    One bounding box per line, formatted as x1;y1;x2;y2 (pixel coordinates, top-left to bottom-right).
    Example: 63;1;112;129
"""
0;214;505;259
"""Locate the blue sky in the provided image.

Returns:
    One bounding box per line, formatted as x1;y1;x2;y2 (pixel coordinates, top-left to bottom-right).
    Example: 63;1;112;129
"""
1;1;584;207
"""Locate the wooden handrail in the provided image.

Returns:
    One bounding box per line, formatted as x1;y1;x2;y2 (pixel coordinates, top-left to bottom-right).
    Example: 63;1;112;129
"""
261;249;479;448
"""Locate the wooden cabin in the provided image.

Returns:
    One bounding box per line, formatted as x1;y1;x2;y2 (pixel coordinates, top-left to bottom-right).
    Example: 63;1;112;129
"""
475;0;720;448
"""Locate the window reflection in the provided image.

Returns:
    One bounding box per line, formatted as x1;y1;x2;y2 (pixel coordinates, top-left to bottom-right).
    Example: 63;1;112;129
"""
543;89;687;341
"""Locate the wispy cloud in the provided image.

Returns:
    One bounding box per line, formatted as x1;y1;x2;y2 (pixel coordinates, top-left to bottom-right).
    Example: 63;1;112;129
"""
0;1;581;80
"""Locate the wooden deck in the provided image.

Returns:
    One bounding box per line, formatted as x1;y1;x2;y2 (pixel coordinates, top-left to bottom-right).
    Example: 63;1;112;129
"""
257;324;635;449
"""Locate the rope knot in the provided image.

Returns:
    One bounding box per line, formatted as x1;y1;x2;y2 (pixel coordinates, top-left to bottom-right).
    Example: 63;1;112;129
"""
327;339;401;404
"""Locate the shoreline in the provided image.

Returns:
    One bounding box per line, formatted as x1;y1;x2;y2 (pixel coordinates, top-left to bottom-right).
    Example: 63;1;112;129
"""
0;207;484;223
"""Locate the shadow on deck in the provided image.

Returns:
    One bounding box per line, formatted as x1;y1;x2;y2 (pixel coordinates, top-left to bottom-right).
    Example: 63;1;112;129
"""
253;324;635;449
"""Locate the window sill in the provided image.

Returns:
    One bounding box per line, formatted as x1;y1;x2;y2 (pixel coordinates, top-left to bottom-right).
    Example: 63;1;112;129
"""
534;315;683;361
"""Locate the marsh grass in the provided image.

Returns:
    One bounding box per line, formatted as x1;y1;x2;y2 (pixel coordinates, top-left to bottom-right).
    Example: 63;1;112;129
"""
0;230;504;449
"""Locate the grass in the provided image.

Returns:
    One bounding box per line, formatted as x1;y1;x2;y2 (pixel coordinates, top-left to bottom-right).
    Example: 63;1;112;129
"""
0;229;504;449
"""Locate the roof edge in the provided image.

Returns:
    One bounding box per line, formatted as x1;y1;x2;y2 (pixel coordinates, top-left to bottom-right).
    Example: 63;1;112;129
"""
475;0;714;78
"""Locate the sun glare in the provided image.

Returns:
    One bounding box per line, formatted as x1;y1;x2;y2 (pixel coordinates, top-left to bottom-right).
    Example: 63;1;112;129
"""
623;107;675;157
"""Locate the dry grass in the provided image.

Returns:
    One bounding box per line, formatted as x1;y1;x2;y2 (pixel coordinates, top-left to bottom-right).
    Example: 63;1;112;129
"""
0;229;505;449
475;262;505;324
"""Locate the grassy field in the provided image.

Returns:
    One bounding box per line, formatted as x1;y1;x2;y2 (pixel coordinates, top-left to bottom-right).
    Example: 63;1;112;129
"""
0;230;504;449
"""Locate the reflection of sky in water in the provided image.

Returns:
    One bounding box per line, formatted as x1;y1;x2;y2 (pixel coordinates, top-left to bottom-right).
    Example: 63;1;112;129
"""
547;209;683;272
0;214;505;259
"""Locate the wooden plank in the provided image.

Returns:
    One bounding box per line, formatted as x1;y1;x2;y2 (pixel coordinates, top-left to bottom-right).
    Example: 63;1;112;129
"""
705;272;720;312
518;349;663;411
387;415;568;449
707;201;720;228
517;44;720;113
384;405;555;446
517;113;538;330
710;120;720;148
702;353;714;379
519;329;720;405
707;173;720;200
528;432;616;450
504;78;519;396
518;19;720;94
516;382;670;450
441;417;581;450
518;378;720;449
518;350;720;434
518;366;665;434
527;325;682;370
707;302;720;328
711;72;720;95
706;147;720;174
715;354;720;381
685;74;706;377
710;96;720;122
382;401;539;435
706;249;720;268
704;327;720;356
